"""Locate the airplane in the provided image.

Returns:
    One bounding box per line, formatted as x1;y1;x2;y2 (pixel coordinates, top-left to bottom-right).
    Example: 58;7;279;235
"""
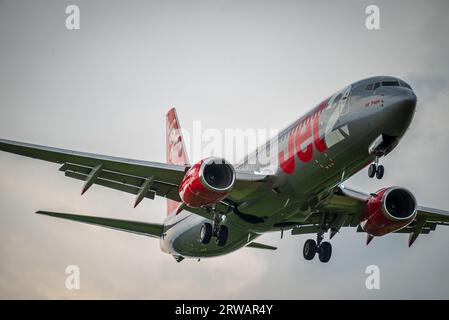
1;75;449;263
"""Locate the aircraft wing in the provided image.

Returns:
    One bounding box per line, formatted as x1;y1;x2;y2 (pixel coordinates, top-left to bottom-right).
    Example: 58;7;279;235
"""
415;206;449;223
0;139;271;211
0;138;186;203
334;185;449;223
290;185;449;246
36;211;164;238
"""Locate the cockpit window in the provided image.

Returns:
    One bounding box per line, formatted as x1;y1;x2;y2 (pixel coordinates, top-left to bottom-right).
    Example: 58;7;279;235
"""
400;81;412;89
334;93;342;103
382;80;400;87
365;84;373;90
373;82;380;90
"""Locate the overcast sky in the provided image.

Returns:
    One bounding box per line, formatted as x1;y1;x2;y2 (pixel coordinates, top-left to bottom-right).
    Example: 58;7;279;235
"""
1;0;449;299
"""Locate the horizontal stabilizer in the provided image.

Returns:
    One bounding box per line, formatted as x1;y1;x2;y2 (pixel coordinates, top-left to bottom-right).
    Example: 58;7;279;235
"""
36;211;164;238
246;242;277;250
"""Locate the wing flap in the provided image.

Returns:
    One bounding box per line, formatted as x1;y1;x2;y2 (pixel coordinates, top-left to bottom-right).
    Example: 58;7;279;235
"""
64;171;156;199
61;163;181;201
246;242;277;250
291;225;321;235
36;211;164;238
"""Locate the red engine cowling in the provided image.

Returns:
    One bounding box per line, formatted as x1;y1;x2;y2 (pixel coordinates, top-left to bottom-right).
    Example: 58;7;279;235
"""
179;157;236;208
360;187;417;236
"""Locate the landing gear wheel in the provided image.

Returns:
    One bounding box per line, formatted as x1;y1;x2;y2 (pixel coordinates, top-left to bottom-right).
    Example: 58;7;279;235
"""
318;241;332;263
368;163;377;178
376;165;384;179
303;239;317;260
216;225;229;247
199;223;212;244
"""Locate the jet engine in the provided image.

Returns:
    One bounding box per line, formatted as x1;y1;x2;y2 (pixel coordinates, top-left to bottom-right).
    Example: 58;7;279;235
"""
179;157;236;207
360;187;417;236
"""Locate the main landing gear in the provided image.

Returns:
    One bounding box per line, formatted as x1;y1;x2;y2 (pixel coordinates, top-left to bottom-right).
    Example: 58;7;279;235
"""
199;208;229;247
199;223;228;247
368;157;384;179
303;232;332;263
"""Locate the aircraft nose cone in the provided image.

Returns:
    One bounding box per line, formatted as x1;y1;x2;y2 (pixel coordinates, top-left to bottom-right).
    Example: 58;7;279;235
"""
381;90;417;137
390;89;417;116
395;91;417;119
399;90;417;112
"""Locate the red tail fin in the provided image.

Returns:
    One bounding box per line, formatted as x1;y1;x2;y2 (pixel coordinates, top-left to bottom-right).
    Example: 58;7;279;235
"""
166;107;189;216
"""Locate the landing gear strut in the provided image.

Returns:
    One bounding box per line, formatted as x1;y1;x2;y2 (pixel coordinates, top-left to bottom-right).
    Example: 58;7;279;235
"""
368;157;384;179
303;231;332;263
199;207;229;247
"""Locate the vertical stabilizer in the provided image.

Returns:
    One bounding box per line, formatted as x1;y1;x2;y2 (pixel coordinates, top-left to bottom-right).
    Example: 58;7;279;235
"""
166;107;189;215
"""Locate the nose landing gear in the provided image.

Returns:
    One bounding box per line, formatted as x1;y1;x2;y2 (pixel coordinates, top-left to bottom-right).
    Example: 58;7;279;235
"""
368;157;384;179
302;232;332;263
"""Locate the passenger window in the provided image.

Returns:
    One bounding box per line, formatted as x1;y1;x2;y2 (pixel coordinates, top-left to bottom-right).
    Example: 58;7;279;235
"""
373;82;380;90
365;84;373;91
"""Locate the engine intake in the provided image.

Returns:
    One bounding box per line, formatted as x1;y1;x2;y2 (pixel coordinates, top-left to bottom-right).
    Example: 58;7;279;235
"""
179;157;236;207
383;188;417;220
200;158;235;192
361;187;417;236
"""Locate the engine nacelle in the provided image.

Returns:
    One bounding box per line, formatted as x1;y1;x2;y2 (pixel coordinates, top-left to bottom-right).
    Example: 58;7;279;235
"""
179;157;236;208
360;187;417;236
